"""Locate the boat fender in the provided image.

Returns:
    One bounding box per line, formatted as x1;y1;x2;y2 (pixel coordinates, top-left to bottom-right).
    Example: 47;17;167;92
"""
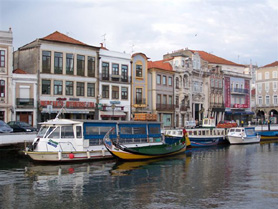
87;151;90;159
102;149;105;156
58;151;62;160
69;153;74;159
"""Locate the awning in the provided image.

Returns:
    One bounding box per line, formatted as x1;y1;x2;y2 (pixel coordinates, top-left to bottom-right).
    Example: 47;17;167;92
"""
100;111;126;118
225;111;232;115
41;108;90;114
243;111;255;115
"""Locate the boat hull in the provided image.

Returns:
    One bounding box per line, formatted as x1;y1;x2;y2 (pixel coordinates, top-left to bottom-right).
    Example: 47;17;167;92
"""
256;131;278;141
165;136;223;147
108;146;186;160
227;136;260;145
25;150;112;162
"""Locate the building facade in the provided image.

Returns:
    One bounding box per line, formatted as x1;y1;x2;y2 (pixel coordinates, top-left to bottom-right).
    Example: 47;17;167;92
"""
11;69;37;126
148;60;175;127
256;61;278;123
13;31;100;124
0;28;13;122
131;53;149;118
98;47;131;120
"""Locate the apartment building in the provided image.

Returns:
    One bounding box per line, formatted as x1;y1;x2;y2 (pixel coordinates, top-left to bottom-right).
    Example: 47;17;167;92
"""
256;61;278;123
0;28;13;122
13;31;100;124
148;60;175;127
98;46;131;120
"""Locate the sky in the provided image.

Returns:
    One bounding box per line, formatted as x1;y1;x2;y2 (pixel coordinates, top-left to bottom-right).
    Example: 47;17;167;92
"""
1;0;278;67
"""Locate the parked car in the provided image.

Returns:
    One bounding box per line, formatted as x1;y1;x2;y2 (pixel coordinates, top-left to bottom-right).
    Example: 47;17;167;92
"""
7;121;37;132
0;120;13;133
216;120;237;128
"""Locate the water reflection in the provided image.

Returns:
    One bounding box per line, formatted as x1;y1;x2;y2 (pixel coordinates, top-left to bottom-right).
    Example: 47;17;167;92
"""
1;144;278;208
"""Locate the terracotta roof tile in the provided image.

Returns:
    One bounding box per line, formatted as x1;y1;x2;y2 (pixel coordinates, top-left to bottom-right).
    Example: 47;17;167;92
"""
13;68;27;74
40;31;88;46
261;61;278;68
191;50;245;67
148;60;173;71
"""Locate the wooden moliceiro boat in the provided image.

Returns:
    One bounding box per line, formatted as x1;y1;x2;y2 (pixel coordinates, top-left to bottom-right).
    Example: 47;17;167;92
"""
25;118;166;162
103;128;190;160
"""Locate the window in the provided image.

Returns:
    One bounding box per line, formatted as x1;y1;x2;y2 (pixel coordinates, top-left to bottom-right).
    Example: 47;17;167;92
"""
136;64;142;77
42;80;51;94
163;76;167;85
169;95;172;104
211;78;214;87
176;96;179;106
102;62;109;80
76;82;84;96
258;96;262;105
77;55;85;76
265;83;269;91
87;83;95;97
88;56;95;77
219;79;222;88
273;71;278;79
54;52;63;74
121;87;128;100
157;75;161;84
157;94;161;104
121;65;128;82
54;80;63;95
266;95;270;105
66;54;74;75
257;83;262;91
112;63;119;75
0;50;5;67
257;72;262;80
0;80;5;97
136;88;142;104
102;85;109;99
162;95;167;104
42;51;51;73
66;81;73;96
168;77;172;86
265;72;269;79
274;95;278;105
112;86;119;99
176;78;179;89
273;81;277;90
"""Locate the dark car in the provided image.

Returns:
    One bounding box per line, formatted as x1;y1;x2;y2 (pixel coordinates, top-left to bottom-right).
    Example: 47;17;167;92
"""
0;120;13;133
7;121;37;132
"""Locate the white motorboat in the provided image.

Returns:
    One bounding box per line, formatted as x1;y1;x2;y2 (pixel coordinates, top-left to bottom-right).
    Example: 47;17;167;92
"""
24;118;164;162
227;127;260;145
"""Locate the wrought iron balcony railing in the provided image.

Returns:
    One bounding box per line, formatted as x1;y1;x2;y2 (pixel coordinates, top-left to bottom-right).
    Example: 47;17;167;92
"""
16;98;34;108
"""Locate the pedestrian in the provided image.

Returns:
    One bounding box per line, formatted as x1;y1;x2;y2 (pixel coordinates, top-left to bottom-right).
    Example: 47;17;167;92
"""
241;120;244;127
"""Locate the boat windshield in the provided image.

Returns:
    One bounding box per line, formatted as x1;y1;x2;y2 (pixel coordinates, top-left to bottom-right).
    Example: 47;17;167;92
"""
245;128;255;136
37;126;49;138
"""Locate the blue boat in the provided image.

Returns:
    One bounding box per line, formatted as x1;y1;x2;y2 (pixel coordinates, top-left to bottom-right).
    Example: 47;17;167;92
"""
255;130;278;141
164;128;227;147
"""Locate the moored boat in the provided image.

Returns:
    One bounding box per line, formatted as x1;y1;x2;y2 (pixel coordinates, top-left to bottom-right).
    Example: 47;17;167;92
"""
227;127;260;145
103;128;189;160
25;118;165;162
255;130;278;141
164;128;227;147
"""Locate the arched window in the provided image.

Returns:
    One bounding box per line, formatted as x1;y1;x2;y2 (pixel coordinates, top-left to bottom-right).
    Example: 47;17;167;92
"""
176;77;179;89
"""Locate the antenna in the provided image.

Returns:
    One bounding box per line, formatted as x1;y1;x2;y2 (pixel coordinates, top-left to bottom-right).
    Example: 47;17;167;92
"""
131;43;135;54
102;34;106;47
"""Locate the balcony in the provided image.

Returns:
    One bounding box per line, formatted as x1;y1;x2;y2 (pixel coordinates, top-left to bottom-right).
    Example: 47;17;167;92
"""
16;98;34;108
156;103;175;111
99;74;131;83
231;88;249;94
133;98;146;108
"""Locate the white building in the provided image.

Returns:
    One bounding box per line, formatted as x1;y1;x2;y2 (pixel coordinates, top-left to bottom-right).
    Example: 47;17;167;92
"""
0;28;13;122
98;46;131;120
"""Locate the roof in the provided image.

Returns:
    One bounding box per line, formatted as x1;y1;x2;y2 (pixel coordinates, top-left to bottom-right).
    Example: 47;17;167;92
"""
132;52;150;59
191;50;245;67
261;61;278;68
40;31;89;47
148;60;173;71
13;68;27;74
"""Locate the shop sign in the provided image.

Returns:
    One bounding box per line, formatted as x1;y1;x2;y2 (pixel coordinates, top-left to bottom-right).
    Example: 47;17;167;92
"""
233;104;248;108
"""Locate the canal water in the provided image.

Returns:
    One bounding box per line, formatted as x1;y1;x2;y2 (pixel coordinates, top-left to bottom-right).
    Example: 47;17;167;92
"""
0;143;278;209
